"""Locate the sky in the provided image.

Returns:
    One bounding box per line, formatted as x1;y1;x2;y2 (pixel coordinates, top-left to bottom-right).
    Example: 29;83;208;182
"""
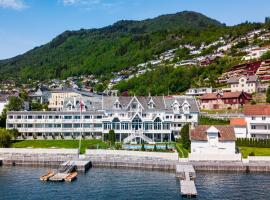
0;0;270;59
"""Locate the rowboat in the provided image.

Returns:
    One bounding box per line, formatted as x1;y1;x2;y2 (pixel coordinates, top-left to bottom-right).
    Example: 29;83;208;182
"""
65;172;78;182
40;171;55;181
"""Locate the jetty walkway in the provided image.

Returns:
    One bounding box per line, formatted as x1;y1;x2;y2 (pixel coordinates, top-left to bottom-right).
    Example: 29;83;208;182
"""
176;164;197;197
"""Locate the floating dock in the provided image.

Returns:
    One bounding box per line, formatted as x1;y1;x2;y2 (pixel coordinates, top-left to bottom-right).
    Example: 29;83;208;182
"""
60;160;92;173
176;164;197;197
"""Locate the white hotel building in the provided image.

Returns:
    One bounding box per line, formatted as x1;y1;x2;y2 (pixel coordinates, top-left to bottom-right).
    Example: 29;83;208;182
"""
6;96;199;143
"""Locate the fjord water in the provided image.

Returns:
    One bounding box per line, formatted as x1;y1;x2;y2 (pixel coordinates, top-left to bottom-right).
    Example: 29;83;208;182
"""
0;167;270;200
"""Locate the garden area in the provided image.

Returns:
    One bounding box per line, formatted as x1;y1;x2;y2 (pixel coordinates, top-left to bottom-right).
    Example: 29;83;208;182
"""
12;139;108;154
237;138;270;158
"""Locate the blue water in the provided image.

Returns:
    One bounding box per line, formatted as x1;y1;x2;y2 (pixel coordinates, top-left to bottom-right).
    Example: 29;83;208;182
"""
0;166;270;200
123;144;174;150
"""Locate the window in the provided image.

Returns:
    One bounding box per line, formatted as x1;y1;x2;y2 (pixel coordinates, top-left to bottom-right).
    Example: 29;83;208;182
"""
262;117;266;120
27;124;33;128
121;122;129;130
74;116;81;119
132;103;137;109
252;116;256;120
154;118;162;130
84;124;91;128
8;116;13;119
17;115;21;119
63;124;72;128
84;116;91;119
94;124;102;128
64;116;72;119
73;124;80;128
251;125;256;129
37;116;42;119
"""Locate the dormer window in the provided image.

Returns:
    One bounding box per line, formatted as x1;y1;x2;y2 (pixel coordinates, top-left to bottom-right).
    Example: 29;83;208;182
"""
132;103;137;109
114;99;121;109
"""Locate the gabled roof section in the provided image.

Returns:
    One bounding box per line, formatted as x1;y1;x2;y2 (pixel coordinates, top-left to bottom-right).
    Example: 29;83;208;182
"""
227;75;259;84
190;125;236;141
126;96;144;110
244;105;270;116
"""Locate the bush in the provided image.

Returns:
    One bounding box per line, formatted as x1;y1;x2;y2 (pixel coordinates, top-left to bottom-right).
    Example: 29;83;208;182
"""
237;138;270;148
141;143;145;151
115;143;122;150
154;144;157;151
249;152;255;156
108;130;116;146
0;129;12;148
180;124;190;150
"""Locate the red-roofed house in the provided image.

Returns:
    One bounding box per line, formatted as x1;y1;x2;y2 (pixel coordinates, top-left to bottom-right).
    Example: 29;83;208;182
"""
200;91;252;110
244;105;270;139
189;125;238;160
230;118;248;138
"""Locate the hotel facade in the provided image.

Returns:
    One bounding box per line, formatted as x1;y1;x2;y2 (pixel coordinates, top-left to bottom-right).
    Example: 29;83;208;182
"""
6;96;200;143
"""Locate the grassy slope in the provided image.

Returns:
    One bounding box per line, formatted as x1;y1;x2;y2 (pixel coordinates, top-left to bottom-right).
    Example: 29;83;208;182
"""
12;139;108;154
175;143;189;158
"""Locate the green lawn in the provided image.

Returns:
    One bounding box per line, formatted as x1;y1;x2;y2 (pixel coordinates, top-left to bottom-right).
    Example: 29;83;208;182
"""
239;146;270;158
175;143;189;158
12;139;109;154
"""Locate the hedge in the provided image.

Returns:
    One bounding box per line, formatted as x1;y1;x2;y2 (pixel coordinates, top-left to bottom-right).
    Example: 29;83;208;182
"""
237;138;270;148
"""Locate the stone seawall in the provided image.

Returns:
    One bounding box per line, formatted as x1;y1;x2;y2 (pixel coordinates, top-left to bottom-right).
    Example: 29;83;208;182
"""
0;148;79;167
85;150;179;171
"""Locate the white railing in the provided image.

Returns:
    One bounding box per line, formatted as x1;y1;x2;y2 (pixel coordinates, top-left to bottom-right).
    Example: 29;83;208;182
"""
123;130;154;144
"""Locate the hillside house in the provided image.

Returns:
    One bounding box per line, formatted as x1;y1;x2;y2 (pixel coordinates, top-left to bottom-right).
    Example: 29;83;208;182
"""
200;91;252;110
227;75;259;93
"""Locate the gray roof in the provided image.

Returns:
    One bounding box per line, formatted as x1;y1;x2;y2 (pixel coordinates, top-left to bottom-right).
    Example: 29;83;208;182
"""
102;96;199;113
227;75;259;84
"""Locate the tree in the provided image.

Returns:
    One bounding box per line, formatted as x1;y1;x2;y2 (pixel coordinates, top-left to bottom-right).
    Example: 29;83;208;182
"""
267;85;270;103
261;51;270;60
108;130;116;146
0;129;12;148
180;124;191;150
8;129;19;140
30;102;43;111
7;96;24;111
0;108;7;128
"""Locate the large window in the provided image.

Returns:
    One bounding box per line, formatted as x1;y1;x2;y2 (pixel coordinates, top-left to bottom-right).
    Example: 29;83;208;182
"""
132;116;142;130
144;122;153;130
154;118;162;130
112;118;120;130
121;122;129;130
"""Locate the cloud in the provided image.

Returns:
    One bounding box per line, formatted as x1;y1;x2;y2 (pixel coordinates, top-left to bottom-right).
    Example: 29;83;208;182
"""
62;0;101;6
0;0;28;10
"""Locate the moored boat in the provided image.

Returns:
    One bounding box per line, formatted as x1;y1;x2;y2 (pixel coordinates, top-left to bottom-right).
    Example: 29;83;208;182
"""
40;171;55;181
65;172;78;182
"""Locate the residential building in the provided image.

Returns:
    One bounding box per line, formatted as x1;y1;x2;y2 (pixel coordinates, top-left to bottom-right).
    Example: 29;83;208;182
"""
244;105;270;139
227;75;259;93
6;96;200;143
256;59;270;82
29;88;51;104
200;91;252;110
48;88;82;111
230;118;248;138
190;125;236;155
185;87;213;96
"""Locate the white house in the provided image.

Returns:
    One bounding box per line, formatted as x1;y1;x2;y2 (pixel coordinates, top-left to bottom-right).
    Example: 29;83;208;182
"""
244;105;270;139
230;118;248;138
227;75;259;94
185;87;213;96
189;125;237;161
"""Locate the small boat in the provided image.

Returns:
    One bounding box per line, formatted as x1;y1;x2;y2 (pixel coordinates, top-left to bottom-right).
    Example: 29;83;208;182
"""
40;171;55;181
65;172;78;182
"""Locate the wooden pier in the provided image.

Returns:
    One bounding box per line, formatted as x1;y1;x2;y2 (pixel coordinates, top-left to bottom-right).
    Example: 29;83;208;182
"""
61;160;92;173
176;164;197;197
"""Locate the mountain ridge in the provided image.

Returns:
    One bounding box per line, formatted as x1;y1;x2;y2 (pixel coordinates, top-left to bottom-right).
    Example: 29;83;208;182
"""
0;11;233;81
